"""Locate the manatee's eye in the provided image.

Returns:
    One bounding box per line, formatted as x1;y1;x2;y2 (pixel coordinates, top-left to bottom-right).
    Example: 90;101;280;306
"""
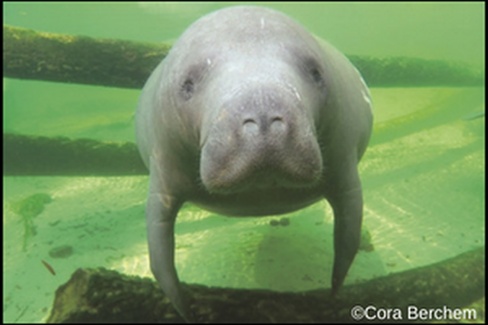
180;78;195;100
298;55;324;87
179;57;214;101
310;67;323;86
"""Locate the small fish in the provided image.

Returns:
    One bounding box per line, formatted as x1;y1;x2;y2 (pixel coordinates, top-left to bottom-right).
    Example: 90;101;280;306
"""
41;260;55;276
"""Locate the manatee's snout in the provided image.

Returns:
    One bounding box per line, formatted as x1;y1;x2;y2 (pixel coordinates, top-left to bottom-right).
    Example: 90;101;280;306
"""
200;86;323;194
237;89;290;139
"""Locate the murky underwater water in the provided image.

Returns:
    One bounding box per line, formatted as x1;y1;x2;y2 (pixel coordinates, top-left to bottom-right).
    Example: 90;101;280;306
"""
3;2;484;323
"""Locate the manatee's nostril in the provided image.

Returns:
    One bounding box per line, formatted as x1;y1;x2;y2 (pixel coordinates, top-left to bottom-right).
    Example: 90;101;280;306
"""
243;118;259;135
243;118;257;125
270;116;285;134
242;117;285;135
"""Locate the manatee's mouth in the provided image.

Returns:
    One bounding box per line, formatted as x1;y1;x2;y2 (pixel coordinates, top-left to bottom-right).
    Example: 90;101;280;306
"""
199;131;323;194
202;166;321;195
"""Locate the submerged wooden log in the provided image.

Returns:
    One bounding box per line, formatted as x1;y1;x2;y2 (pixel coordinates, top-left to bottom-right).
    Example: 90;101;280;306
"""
348;55;484;88
3;25;170;89
46;247;484;323
3;25;484;89
3;133;146;176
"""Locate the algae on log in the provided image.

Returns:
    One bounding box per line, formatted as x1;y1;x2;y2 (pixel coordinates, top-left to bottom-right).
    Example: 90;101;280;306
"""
46;247;484;323
3;25;170;89
3;133;147;176
3;25;484;89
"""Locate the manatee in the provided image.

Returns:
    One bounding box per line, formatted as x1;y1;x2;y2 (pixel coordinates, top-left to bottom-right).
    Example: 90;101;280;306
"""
135;6;373;321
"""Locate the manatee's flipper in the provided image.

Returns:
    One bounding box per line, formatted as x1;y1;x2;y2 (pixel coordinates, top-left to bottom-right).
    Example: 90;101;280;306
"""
326;164;363;295
145;158;194;322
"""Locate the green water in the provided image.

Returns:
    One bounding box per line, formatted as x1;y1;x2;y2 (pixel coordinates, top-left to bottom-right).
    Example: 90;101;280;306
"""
3;2;485;323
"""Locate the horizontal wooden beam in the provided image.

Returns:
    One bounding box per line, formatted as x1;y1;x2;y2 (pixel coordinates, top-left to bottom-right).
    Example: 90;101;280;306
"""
3;133;147;176
3;25;484;88
3;25;170;89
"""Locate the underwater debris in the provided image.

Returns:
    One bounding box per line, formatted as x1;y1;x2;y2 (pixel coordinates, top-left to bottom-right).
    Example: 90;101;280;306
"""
49;220;61;227
13;305;29;323
42;260;56;276
49;245;73;259
279;217;290;226
463;110;485;120
46;247;484;323
269;219;280;226
359;227;374;252
9;193;52;252
269;217;290;227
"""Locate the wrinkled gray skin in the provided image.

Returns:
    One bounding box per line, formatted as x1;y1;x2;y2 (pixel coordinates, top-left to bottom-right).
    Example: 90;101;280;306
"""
136;6;372;322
